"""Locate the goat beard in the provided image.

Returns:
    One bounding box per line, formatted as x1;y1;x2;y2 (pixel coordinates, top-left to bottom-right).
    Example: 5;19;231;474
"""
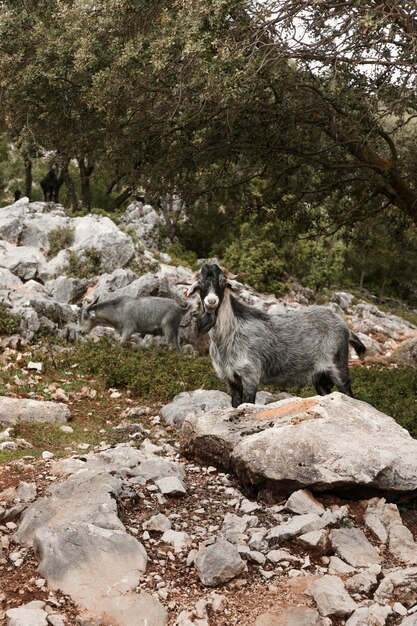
197;311;217;335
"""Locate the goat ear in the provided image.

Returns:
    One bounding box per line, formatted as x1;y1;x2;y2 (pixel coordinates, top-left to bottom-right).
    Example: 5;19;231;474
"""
220;267;248;281
226;279;242;292
185;282;200;298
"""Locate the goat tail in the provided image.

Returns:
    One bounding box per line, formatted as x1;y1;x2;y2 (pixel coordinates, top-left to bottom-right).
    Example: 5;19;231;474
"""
349;332;366;357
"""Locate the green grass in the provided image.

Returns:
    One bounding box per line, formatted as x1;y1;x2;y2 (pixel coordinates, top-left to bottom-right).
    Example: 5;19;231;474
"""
0;304;20;335
59;338;225;403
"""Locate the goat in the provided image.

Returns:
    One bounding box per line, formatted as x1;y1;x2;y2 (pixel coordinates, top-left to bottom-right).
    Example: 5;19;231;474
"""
186;264;366;407
40;167;59;202
78;295;189;351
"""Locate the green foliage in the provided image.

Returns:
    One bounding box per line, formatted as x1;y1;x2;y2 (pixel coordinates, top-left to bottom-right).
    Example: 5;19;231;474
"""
0;304;20;336
290;366;417;438
352;366;417;438
219;222;287;295
64;247;101;279
162;243;198;269
47;225;75;259
68;339;224;402
217;218;346;295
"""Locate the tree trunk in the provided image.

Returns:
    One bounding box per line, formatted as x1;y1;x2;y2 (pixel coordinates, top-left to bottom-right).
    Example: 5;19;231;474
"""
61;162;78;211
111;187;132;210
77;157;94;210
359;268;366;290
23;156;32;200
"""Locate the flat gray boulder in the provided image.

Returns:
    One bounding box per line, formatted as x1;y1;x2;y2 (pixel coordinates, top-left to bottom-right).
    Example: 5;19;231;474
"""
161;389;231;428
182;393;417;498
0;397;70;426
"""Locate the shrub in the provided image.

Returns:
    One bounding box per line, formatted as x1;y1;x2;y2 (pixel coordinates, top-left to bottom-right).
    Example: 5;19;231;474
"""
47;225;75;259
0;304;20;336
64;247;101;279
67;339;224;402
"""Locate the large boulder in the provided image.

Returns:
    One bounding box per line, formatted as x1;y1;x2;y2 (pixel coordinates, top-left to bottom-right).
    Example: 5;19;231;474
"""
0;397;70;426
120;201;164;249
0;241;46;281
182;393;417;499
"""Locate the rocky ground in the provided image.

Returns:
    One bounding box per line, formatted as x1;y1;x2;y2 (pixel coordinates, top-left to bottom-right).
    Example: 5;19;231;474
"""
2;386;417;626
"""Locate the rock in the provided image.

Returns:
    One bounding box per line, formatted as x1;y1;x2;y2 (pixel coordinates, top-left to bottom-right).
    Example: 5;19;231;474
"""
400;615;417;626
374;567;417;607
129;458;186;483
14;471;125;547
155;476;187;496
182;393;417;498
221;513;257;544
364;498;417;564
266;549;302;565
47;615;66;626
345;605;391;625
194;538;245;587
143;513;172;532
345;568;379;594
98;592;168;626
330;528;381;568
161;389;231;428
390;337;417;365
255;608;325;626
6;601;48;626
45;276;92;304
297;529;330;554
284;489;325;515
328;556;356;574
0;240;46;280
331;291;354;312
35;522;147;598
267;513;330;545
306;575;358;618
120;201;164;249
0;397;70;426
161;530;192;553
15;482;37;503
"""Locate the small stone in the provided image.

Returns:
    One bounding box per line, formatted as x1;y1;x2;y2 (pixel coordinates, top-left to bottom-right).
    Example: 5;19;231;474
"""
42;451;54;460
155;476;187;496
60;426;73;433
194;538;246;587
143;514;172;533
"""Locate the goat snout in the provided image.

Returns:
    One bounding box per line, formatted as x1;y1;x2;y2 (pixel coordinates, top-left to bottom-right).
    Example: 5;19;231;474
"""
204;294;219;310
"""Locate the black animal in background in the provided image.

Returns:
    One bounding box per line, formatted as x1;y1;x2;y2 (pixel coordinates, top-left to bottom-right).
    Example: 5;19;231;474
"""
14;189;22;202
40;167;59;202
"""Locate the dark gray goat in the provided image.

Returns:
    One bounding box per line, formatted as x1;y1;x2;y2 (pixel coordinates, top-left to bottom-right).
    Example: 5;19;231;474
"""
186;264;366;407
78;295;188;350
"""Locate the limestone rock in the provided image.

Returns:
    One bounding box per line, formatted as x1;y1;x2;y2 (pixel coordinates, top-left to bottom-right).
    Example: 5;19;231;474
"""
255;607;325;625
345;605;392;626
6;602;48;626
284;489;325;515
182;393;417;498
161;389;231;428
155;476;187;496
34;522;147;598
306;575;358;618
330;528;381;568
0;397;70;426
375;567;417;607
194;538;245;587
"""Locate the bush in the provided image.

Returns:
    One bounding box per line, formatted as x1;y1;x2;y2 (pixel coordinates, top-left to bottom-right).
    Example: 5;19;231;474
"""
0;304;20;336
64;247;101;278
47;225;75;259
67;339;224;402
352;366;417;437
